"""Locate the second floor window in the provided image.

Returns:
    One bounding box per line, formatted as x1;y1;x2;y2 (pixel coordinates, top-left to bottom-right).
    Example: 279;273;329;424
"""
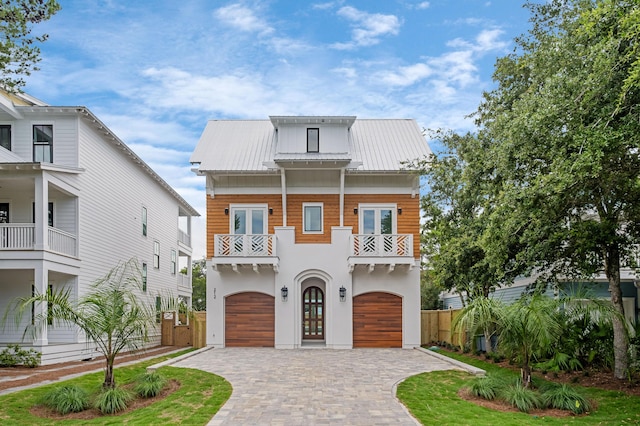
307;128;319;152
0;125;11;150
170;249;177;274
303;203;323;233
33;125;53;163
153;241;160;268
142;207;147;236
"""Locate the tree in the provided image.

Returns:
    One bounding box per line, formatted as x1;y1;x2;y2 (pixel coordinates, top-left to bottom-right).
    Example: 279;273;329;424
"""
473;0;640;379
191;258;206;311
7;258;175;388
420;268;442;310
410;130;511;305
0;0;60;91
453;296;504;354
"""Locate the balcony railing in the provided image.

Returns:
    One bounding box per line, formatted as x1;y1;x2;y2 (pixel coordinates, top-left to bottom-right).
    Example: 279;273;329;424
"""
0;224;76;257
0;224;34;250
350;234;413;257
178;229;191;247
215;234;276;257
178;273;191;290
48;227;77;257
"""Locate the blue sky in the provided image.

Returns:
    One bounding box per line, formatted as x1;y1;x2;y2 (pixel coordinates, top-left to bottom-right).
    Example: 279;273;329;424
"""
23;0;532;259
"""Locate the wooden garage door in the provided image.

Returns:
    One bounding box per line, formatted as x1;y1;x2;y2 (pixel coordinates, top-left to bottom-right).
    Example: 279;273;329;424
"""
353;292;402;348
225;292;274;347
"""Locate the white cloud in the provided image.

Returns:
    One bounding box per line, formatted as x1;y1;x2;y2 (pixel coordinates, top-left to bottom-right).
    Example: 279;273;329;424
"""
312;1;343;10
214;4;273;35
377;63;432;86
331;6;401;50
415;2;430;9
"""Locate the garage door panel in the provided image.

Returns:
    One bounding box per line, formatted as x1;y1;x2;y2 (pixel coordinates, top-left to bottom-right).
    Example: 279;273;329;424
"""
353;292;402;348
226;292;274;347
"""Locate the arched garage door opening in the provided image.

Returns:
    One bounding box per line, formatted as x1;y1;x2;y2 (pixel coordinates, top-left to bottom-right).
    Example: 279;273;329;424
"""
353;292;402;348
225;292;274;347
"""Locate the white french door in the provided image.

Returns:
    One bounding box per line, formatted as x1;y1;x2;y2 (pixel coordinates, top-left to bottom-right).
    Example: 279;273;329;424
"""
230;205;267;255
359;205;396;254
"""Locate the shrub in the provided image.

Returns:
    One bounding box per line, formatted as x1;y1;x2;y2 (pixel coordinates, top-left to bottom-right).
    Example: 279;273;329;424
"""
500;382;542;413
134;371;167;398
468;375;506;401
0;345;41;367
39;385;90;415
541;383;592;414
94;386;133;414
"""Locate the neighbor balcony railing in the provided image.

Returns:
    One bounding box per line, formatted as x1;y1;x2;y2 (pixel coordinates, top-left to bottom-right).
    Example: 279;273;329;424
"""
214;234;276;257
0;223;76;257
178;229;191;247
350;234;413;257
0;224;34;250
178;273;191;289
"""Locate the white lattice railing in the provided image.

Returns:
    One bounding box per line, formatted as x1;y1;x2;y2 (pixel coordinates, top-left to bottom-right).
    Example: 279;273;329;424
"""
0;224;35;250
350;234;413;257
48;227;77;256
215;234;276;257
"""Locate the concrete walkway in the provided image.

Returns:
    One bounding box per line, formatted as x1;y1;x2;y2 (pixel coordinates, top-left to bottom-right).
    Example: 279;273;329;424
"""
171;347;466;425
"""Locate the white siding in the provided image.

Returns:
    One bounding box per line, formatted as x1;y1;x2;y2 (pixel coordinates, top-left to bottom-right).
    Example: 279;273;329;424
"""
277;124;348;153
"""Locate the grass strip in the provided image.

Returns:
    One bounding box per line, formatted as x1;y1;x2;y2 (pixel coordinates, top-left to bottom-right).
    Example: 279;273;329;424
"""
0;350;232;425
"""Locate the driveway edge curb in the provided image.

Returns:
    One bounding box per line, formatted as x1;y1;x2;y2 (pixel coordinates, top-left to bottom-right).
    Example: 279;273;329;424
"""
147;346;214;373
415;347;485;376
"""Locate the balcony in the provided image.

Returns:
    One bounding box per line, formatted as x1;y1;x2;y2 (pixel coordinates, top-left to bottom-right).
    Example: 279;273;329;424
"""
178;229;191;247
212;234;278;271
0;224;77;257
178;273;191;291
348;234;415;272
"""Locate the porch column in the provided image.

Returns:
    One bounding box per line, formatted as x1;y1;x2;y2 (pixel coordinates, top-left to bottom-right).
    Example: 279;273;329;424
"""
34;173;48;251
280;168;287;227
32;264;48;345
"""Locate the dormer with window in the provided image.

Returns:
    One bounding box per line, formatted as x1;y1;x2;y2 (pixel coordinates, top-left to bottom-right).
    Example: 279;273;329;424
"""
270;116;356;167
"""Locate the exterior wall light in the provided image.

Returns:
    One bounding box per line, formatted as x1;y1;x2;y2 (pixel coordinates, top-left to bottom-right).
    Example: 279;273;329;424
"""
224;208;229;215
397;207;402;215
353;208;358;215
339;286;346;302
281;285;288;301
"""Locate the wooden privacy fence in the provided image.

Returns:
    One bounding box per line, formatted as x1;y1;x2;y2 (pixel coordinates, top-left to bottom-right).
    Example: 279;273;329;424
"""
420;309;466;347
161;311;206;348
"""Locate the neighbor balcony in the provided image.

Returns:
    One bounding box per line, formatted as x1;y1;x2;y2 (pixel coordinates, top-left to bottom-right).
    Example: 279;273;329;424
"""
0;224;77;257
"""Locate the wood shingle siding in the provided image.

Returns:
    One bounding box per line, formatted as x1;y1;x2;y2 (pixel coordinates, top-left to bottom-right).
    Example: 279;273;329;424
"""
225;292;275;347
353;292;402;348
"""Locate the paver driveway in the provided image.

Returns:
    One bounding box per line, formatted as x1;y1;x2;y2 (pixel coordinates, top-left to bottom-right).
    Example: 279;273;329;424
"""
172;348;459;425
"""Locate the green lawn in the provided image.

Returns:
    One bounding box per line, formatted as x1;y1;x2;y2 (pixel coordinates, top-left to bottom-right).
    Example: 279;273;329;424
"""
397;351;640;426
0;351;232;425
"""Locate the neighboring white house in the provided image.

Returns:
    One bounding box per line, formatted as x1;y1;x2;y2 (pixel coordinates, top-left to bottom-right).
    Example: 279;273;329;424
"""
190;116;431;349
0;90;199;365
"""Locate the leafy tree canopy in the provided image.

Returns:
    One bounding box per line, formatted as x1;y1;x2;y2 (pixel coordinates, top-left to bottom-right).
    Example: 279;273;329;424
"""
0;0;60;91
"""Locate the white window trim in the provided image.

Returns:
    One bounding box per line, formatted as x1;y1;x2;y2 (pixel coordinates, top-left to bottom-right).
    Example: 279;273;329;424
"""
358;203;397;234
142;205;148;237
302;202;323;234
153;241;160;269
31;121;54;163
170;249;177;275
0;123;13;151
229;204;268;234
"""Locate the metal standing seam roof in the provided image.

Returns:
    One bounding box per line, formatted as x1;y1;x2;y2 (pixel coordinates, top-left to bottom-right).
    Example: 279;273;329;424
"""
190;118;432;172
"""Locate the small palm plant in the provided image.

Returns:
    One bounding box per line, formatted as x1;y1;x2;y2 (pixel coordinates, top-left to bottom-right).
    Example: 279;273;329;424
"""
6;258;177;389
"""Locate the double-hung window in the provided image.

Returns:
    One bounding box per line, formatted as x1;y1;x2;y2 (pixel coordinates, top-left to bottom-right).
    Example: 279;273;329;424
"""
303;203;323;234
142;207;147;236
153;241;160;268
170;249;177;274
33;125;53;163
307;128;319;152
142;262;148;292
0;125;11;150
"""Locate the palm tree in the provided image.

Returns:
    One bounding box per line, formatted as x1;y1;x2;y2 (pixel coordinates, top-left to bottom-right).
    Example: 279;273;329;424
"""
453;296;504;354
7;258;174;388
